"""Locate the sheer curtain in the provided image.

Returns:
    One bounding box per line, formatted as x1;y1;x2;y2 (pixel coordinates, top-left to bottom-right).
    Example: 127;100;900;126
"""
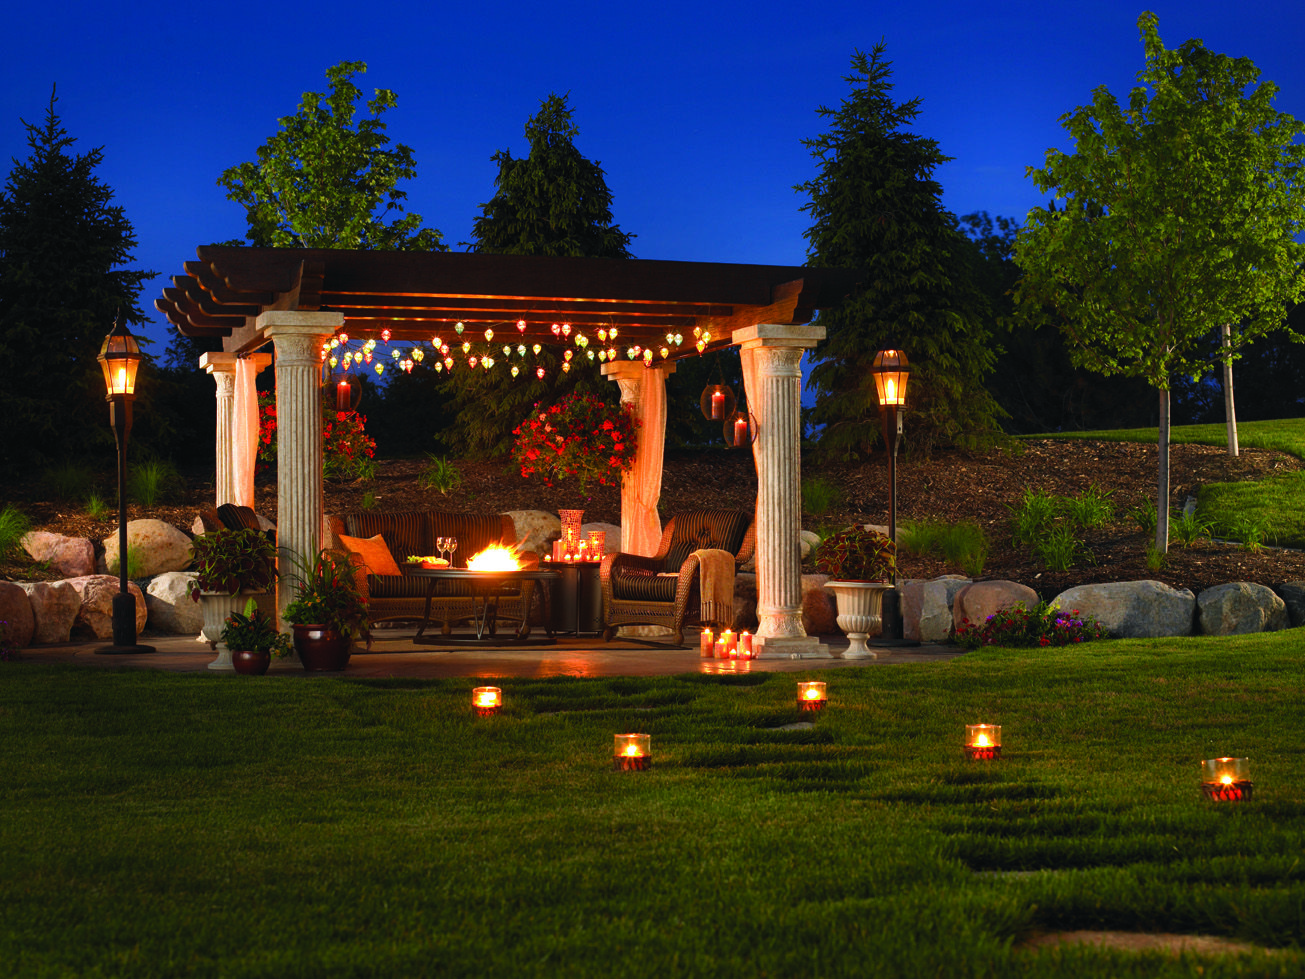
232;357;259;508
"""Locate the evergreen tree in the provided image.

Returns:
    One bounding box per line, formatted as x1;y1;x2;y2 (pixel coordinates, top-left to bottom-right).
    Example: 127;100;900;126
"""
439;94;633;458
0;88;154;477
798;45;1003;458
218;61;444;250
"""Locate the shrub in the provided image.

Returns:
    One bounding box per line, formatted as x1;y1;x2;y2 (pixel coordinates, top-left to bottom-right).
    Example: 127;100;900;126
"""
1009;487;1057;547
1224;513;1274;552
257;396;378;482
1170;508;1212;547
105;545;146;580
1059;483;1114;529
953;601;1108;649
85;493;110;519
800;477;841;517
1129;500;1158;536
41;462;97;501
814;526;896;581
899;519;988;577
419;454;464;495
127;459;185;506
1033;523;1091;572
0;505;32;562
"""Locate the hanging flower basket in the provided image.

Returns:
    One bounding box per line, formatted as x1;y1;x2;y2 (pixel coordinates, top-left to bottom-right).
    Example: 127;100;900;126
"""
511;392;640;496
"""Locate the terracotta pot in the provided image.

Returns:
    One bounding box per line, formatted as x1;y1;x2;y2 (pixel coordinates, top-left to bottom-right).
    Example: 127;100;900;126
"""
825;581;892;659
231;649;271;676
292;624;352;672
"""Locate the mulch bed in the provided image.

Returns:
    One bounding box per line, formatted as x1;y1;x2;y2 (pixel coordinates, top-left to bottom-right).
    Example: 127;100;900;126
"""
6;439;1305;600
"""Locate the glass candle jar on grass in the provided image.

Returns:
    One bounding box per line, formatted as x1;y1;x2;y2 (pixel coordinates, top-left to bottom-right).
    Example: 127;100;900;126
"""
1202;757;1252;801
965;724;1001;760
614;733;651;771
472;687;502;717
797;681;827;712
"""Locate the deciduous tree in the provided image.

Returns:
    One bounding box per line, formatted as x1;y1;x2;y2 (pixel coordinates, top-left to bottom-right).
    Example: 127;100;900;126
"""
1014;12;1305;553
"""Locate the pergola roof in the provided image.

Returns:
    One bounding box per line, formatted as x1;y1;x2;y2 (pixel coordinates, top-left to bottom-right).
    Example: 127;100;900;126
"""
157;247;857;360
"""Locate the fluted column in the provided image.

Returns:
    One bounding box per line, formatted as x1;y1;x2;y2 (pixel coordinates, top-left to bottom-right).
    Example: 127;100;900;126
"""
260;311;342;625
602;360;675;557
735;324;826;658
201;353;238;506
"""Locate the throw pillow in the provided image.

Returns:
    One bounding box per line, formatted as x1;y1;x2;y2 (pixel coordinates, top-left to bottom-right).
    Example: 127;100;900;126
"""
339;533;403;577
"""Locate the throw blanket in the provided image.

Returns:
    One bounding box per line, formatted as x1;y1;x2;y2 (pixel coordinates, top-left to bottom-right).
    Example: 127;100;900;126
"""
693;548;735;626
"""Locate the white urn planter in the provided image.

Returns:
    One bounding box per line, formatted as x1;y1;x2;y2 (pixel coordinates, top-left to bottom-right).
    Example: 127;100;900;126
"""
825;581;892;659
199;590;275;671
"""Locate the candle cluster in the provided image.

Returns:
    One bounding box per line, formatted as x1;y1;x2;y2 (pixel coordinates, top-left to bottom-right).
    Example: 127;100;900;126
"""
699;628;753;660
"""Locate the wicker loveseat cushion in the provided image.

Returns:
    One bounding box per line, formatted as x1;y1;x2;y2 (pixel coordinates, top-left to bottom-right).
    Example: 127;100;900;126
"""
659;509;751;573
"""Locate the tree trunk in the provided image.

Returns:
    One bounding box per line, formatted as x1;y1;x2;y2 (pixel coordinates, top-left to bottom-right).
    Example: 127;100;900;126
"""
1221;323;1239;457
1156;387;1170;555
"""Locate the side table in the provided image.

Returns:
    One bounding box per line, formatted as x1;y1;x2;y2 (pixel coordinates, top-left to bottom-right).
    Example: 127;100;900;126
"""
548;561;604;636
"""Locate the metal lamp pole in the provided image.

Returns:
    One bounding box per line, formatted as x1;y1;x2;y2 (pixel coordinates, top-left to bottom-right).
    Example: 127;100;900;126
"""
870;347;917;647
95;312;154;655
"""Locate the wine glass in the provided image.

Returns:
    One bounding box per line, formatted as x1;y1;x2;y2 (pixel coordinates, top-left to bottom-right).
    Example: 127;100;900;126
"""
447;537;458;567
435;537;447;564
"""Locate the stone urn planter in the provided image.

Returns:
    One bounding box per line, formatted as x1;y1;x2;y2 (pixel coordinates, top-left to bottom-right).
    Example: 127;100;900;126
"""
825;581;892;659
199;590;274;671
292;624;352;672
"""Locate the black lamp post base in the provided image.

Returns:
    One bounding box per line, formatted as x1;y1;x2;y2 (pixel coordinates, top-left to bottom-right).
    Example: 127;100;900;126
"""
94;643;157;655
871;587;920;648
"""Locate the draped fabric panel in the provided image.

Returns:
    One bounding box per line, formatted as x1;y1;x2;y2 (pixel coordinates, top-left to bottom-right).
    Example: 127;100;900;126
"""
232;357;259;508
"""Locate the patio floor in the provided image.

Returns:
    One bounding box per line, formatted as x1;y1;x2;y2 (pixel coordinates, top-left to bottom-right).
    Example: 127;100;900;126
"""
13;629;963;678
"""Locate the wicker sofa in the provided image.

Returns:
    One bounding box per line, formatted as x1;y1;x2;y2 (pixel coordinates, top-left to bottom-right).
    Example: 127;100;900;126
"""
327;510;538;636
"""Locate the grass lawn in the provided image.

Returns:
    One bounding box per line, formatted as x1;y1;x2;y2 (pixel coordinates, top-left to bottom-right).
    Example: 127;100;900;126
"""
1026;419;1305;548
3;642;1304;977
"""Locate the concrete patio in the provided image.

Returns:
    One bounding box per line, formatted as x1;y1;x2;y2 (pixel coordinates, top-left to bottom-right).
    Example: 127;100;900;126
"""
14;629;962;678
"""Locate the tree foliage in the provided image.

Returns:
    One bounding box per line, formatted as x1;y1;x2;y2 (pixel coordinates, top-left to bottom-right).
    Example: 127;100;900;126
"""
0;89;154;477
218;61;444;251
1014;12;1305;549
439;94;632;458
798;45;1003;457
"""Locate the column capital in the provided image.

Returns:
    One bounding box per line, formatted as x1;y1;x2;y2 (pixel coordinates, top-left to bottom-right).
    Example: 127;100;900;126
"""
731;323;825;350
200;352;238;374
601;361;677;382
257;310;344;336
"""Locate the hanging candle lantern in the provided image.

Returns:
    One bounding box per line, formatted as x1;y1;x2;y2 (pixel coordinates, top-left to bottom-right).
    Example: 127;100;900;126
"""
610;327;619;339
532;343;542;356
666;332;675;345
586;350;595;361
696;340;707;354
700;384;736;421
561;323;571;337
607;348;617;361
561;362;572;373
468;356;478;368
391;349;400;360
484;328;494;342
536;367;546;379
598;350;608;362
482;356;494;370
461;342;471;354
517;319;527;332
598;328;608;342
338;333;349;345
503;345;512;357
455;322;465;335
363;351;372;364
444;357;454;370
434;362;443;373
431;336;441;347
374;362;384;376
576;334;588;348
724;409;758;448
517;344;526;357
381;327;392;343
643;349;654;365
674;333;683;346
659;347;669;359
329;337;340;349
564;349;573;362
412;349;424;362
440;345;450;356
511;365;520;378
551;323;561;336
328;356;338;368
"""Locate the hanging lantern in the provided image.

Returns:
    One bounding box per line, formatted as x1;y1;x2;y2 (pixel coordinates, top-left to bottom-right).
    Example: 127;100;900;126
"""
598;329;608;342
482;356;494;370
564;349;573;362
598;350;608;362
551;323;561;336
517;344;526;357
561;361;572;373
511;365;520;377
97;314;145;398
363;352;372;364
468;356;478;369
381;327;392;343
374;362;384;376
696;340;707;354
532;343;542;356
431;336;441;347
607;348;617;361
444;357;454;370
503;345;512;356
536;367;546;379
659;347;669;359
674;333;683;346
455;322;465;335
871;348;910;407
328;356;338;369
338;333;349;345
333;373;363;413
724;409;758;448
391;349;400;360
643;349;654;365
484;328;494;342
329;337;340;349
586;350;595;361
700;384;736;421
434;362;443;373
461;342;471;354
610;327;619;339
517;319;527;332
561;322;571;337
412;349;424;362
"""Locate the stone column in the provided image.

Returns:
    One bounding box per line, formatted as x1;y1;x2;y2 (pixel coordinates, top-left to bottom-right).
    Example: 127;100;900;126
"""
259;311;342;625
200;353;238;506
602;360;675;557
734;324;826;658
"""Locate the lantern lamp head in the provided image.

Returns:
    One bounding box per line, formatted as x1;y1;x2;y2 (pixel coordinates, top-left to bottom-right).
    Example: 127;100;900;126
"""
97;312;143;400
871;348;910;408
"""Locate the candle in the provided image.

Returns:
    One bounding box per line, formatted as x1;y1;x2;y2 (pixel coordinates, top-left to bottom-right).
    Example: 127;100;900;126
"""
336;379;350;411
720;629;734;658
614;733;652;772
1202;757;1252;801
733;415;748;445
472;686;502;717
714;639;726;659
711;389;725;419
739;632;753;659
700;628;714;658
797;681;827;712
965;724;1002;760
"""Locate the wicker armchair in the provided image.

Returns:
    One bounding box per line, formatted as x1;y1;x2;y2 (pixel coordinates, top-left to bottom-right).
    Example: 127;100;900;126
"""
600;508;755;645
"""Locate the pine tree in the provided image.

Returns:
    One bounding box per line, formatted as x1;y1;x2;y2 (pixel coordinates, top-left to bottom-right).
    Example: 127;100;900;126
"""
439;94;633;458
798;45;1002;457
0;88;154;477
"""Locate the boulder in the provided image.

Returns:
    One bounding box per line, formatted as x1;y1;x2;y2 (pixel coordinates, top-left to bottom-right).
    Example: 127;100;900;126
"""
799;530;821;561
802;574;838;635
899;580;926;641
100;519;193;578
953;580;1039;633
916;577;972;642
580;522;621;556
18;581;81;644
1273;581;1305;627
507;510;560;556
1197;582;1288;636
0;581;35;649
1051;580;1196;638
66;575;147;640
145;572;203;635
21;531;96;577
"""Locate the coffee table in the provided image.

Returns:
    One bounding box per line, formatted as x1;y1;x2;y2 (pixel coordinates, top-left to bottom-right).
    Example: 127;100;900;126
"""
404;567;561;646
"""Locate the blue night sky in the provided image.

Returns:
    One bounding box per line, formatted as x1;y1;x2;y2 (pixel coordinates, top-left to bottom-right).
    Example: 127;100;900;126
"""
4;0;1303;352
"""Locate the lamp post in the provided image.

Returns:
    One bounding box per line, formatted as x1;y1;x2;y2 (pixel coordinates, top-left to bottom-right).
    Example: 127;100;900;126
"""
95;312;154;655
870;347;916;647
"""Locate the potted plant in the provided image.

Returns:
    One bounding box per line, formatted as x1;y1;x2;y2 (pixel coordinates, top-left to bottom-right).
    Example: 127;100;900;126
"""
282;550;370;672
815;527;897;660
219;597;292;676
189;527;279;671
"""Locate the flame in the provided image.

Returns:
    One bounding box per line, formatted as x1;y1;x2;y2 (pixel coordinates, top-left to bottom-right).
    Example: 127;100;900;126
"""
803;688;823;701
973;734;991;748
466;543;524;572
1220;774;1233;785
622;744;643;758
475;691;499;708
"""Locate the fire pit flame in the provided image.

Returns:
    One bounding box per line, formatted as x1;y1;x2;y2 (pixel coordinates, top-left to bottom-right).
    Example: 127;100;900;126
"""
466;543;524;572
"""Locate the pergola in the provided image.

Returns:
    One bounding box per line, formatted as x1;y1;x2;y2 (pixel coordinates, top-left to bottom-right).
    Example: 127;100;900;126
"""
158;246;856;658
